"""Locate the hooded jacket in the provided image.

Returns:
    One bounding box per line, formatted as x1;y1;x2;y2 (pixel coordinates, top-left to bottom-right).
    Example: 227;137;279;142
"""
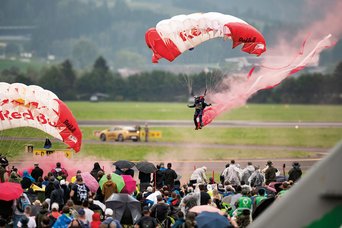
90;162;104;179
50;181;64;210
102;180;118;201
90;213;101;228
52;213;73;227
241;165;255;185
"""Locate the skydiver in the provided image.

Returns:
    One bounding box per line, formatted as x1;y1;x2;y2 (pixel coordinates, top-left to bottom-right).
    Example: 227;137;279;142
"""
187;95;211;130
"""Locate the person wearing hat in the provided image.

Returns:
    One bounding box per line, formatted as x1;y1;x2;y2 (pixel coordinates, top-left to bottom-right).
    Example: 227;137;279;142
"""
288;161;302;182
73;208;89;227
101;208;122;227
134;206;158;228
48;202;61;223
264;161;278;185
31;163;44;182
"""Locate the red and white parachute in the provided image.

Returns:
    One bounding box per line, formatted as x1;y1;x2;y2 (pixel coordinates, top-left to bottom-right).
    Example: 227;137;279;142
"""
0;83;82;152
146;12;266;63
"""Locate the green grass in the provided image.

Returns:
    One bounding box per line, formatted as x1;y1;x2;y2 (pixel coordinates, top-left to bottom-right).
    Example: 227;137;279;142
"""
1;103;341;160
0;59;44;72
81;126;341;148
66;102;342;122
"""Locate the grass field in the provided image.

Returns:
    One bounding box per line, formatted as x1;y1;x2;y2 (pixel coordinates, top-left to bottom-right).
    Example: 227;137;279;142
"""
0;59;44;72
0;102;341;160
67;102;342;122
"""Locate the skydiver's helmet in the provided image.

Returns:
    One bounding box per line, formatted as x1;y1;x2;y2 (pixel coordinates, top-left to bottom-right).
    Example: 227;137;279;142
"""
0;155;9;168
194;95;204;103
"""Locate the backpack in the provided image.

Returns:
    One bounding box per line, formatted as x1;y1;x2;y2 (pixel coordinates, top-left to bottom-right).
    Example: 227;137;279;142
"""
251;173;263;187
76;184;88;203
17;196;30;213
140;219;155;228
53;168;64;178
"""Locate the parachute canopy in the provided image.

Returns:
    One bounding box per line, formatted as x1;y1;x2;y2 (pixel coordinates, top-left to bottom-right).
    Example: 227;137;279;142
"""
0;83;82;152
146;12;267;63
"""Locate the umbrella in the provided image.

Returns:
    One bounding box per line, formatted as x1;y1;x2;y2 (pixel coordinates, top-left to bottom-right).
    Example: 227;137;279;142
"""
146;190;162;204
195;211;231;228
136;161;157;173
190;205;225;215
81;172;99;193
0;182;24;201
93;200;106;212
113;160;135;169
106;193;141;225
121;175;136;194
222;195;232;205
252;197;275;220
99;173;125;192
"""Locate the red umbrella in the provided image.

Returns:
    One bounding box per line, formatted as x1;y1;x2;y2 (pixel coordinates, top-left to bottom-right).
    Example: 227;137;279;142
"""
121;175;136;194
0;182;24;201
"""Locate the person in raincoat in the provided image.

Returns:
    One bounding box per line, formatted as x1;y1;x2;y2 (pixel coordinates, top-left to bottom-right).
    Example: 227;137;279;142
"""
240;162;255;185
189;166;207;185
222;160;241;186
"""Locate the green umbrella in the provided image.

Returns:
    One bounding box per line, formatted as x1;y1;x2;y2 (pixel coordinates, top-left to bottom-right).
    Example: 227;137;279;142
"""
99;173;125;192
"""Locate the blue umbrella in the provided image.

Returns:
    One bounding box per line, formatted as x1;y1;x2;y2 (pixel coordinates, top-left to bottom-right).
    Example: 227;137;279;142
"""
195;211;231;228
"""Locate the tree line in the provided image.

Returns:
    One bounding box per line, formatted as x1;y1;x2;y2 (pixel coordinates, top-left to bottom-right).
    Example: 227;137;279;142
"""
0;57;341;104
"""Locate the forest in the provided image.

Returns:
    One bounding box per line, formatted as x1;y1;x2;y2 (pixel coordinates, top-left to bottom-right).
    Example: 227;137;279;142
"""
0;56;341;104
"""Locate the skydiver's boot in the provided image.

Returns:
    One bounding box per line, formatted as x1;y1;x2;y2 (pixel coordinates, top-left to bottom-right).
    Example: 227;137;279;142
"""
199;115;203;129
194;116;199;130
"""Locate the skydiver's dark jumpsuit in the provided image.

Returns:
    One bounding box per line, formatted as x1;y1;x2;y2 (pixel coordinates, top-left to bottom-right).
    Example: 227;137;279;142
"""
188;97;211;129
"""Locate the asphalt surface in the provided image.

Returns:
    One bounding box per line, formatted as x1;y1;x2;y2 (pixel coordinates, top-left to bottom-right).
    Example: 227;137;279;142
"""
78;120;342;128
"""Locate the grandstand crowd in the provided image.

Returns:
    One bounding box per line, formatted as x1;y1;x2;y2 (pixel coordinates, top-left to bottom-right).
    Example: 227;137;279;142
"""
0;156;303;228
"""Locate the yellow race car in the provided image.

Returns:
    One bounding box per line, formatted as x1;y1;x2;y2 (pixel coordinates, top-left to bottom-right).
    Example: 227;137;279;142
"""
99;126;141;142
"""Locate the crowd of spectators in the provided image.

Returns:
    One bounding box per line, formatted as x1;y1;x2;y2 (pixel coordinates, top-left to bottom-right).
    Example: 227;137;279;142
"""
0;157;303;228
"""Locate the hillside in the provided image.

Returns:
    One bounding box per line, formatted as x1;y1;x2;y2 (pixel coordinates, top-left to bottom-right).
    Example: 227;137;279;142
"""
0;0;340;70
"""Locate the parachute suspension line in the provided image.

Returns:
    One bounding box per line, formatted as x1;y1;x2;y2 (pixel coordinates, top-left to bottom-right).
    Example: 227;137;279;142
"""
185;74;193;97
